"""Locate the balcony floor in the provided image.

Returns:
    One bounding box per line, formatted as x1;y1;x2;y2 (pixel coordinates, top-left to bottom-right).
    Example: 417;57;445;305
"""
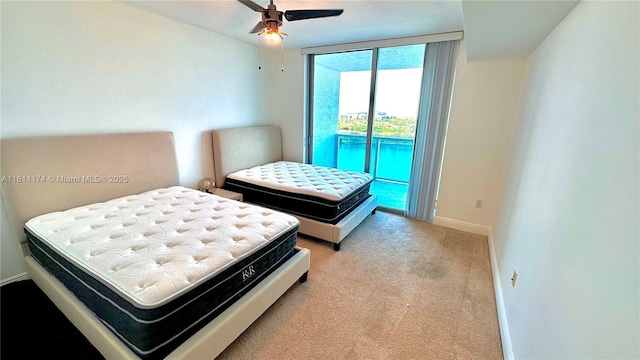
370;179;408;211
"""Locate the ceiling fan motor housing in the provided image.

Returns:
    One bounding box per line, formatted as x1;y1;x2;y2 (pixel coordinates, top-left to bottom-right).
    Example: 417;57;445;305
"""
263;5;283;27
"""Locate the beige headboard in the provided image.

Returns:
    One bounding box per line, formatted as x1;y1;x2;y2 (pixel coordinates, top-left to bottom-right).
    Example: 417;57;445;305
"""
0;131;179;248
211;125;282;188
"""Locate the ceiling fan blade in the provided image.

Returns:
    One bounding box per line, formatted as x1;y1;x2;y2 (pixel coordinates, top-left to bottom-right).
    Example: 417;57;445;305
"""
249;21;266;34
284;9;344;22
238;0;265;12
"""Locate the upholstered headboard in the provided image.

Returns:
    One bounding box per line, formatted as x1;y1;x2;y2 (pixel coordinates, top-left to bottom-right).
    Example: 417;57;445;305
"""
211;125;282;188
0;132;179;250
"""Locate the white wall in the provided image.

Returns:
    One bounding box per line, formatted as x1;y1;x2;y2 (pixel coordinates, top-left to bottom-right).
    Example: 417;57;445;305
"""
0;1;276;281
493;1;639;358
436;41;526;228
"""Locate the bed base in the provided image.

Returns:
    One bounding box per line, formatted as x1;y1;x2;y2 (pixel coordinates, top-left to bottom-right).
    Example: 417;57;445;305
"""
294;194;378;251
25;247;311;359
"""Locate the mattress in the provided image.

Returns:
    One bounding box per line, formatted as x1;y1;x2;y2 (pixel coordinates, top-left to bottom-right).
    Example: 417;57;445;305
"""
24;186;300;359
224;161;373;224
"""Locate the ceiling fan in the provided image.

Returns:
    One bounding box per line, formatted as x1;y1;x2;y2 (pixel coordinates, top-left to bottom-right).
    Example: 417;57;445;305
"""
238;0;344;41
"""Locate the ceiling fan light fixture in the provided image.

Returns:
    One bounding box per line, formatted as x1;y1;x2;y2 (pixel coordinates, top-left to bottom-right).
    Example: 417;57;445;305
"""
264;29;282;42
260;20;285;43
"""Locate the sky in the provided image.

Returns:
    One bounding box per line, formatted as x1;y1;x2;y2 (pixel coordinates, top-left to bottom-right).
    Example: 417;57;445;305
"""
338;68;423;119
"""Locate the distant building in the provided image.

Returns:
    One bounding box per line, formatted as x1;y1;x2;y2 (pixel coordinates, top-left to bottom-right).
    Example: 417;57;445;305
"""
376;111;394;120
340;111;395;121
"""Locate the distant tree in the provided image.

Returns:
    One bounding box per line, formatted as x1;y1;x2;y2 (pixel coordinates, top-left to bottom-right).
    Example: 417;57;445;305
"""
338;117;416;138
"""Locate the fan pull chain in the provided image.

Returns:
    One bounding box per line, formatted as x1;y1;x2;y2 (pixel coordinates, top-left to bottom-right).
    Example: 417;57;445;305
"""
281;40;284;72
257;35;262;70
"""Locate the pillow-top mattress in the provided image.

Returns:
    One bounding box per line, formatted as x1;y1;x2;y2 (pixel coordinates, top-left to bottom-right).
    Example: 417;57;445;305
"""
224;161;373;224
25;186;299;359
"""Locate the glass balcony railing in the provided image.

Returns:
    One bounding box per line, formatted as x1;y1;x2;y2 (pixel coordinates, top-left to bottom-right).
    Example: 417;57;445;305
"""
336;134;412;210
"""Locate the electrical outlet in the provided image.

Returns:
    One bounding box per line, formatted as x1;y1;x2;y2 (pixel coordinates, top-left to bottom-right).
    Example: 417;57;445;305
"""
511;270;518;287
475;200;483;208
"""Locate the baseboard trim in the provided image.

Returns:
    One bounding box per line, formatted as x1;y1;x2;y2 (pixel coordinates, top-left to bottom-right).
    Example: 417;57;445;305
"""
488;229;514;360
1;272;30;286
432;216;491;236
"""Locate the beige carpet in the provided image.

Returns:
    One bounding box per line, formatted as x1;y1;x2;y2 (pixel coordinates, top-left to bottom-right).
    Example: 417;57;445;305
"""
217;211;503;359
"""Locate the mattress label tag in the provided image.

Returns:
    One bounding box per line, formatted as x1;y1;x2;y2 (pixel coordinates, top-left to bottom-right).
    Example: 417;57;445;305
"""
242;265;256;281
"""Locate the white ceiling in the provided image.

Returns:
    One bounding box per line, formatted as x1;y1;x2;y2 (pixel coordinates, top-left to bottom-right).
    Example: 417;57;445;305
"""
462;0;579;61
123;0;579;61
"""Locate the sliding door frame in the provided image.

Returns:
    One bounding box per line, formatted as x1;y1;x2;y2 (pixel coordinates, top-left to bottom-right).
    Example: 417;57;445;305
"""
306;54;316;164
363;48;379;173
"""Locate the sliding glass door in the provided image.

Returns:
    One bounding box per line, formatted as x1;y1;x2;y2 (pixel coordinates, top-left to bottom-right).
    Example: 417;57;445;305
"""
309;45;425;210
